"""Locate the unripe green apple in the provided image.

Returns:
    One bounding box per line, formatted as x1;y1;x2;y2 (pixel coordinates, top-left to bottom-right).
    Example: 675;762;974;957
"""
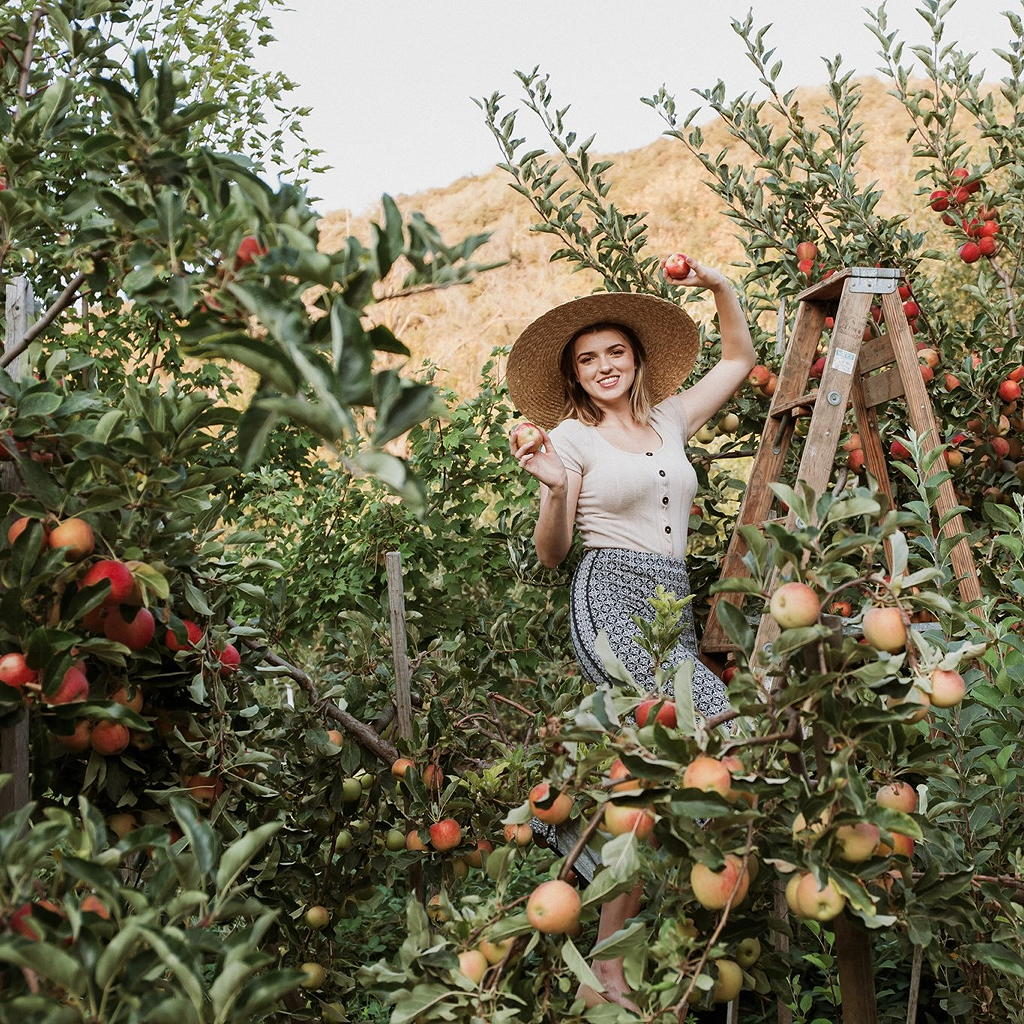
735;936;761;968
340;778;362;802
305;905;330;929
299;962;327;988
711;958;743;1002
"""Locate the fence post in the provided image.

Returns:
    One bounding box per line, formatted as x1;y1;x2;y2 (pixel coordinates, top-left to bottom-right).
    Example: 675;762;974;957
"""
0;276;33;817
385;551;413;742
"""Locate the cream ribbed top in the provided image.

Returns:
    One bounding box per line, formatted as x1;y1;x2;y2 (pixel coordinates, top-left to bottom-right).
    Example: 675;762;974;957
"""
548;395;698;560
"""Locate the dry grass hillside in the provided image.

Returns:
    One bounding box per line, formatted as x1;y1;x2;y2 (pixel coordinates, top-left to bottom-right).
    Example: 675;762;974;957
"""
318;76;957;399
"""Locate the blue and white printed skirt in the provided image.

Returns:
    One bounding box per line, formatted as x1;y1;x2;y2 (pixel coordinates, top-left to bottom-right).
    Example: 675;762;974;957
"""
533;547;731;880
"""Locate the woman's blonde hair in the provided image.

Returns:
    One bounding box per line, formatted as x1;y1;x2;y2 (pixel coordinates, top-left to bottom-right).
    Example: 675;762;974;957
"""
558;322;653;426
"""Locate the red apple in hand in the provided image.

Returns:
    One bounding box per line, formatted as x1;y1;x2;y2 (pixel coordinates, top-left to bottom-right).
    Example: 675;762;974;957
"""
662;253;692;281
510;422;543;455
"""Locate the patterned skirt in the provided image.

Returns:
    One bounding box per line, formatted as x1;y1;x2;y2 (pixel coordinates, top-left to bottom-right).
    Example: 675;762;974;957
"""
533;547;731;880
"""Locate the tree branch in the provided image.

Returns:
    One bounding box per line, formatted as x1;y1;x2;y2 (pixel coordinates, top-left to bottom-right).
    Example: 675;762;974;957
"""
230;623;399;764
0;272;87;368
17;8;45;106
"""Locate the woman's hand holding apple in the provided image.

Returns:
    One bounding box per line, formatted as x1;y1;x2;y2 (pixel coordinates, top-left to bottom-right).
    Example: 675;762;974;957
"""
510;426;567;491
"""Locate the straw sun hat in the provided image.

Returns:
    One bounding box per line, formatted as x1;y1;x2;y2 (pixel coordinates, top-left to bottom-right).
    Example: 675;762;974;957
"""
506;292;700;431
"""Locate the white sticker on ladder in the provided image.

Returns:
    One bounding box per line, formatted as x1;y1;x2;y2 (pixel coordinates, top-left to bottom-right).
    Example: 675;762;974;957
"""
831;348;857;374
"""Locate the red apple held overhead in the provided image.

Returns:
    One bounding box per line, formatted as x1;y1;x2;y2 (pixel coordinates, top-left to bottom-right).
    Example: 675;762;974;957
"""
0;652;37;690
662;253;692;281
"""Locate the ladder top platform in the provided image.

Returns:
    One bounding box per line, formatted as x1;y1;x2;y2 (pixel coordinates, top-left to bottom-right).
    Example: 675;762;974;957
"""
796;266;902;303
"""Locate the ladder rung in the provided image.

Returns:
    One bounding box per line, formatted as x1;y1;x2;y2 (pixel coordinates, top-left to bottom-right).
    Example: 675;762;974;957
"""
771;391;818;417
861;366;906;408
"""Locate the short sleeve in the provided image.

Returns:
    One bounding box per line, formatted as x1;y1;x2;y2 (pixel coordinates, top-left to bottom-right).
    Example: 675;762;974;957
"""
548;420;584;476
655;395;689;442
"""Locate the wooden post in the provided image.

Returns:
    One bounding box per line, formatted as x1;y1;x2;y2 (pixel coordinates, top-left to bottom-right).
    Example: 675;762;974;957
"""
385;551;413;742
834;913;879;1024
0;276;33;817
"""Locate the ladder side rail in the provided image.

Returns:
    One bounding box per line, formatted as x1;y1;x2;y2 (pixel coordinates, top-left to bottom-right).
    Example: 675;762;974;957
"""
879;292;982;604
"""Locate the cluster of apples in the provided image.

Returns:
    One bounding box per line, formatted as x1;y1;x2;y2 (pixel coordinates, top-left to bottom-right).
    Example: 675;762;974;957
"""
692;412;741;445
794;241;819;279
928;170;999;263
2;515;241;817
747;364;777;399
769;581;968;715
390;758;498;869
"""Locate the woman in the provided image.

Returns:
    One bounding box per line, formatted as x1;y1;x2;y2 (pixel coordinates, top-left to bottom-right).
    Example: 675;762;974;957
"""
507;259;756;1009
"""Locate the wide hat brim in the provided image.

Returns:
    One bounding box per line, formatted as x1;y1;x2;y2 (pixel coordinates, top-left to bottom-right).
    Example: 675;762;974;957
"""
506;292;699;431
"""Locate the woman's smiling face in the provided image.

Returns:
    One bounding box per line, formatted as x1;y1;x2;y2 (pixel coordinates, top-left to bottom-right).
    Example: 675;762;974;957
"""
572;327;637;404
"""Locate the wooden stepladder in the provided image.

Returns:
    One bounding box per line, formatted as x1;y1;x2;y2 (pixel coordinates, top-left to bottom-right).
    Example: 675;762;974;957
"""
700;266;981;657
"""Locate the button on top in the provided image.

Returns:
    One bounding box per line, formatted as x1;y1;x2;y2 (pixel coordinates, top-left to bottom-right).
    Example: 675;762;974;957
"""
662;496;669;505
658;469;666;477
664;526;672;534
645;451;653;457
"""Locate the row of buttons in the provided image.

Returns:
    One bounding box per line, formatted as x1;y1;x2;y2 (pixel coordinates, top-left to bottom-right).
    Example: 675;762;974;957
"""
646;452;673;535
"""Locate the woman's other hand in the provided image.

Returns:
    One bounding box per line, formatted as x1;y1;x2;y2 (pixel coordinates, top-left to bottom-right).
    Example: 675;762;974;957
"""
510;425;568;492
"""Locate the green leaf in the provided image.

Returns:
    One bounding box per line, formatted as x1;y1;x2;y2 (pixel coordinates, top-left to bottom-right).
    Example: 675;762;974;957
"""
171;797;220;880
561;935;604;992
599;831;641;882
966;943;1024;979
215;821;282;892
590;920;648;960
0;940;86;992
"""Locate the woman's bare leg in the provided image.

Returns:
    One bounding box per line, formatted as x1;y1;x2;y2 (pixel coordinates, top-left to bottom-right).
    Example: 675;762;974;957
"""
577;883;643;1010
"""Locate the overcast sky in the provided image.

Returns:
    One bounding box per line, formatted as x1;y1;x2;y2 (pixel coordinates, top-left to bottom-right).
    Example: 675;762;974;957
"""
255;1;1011;215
